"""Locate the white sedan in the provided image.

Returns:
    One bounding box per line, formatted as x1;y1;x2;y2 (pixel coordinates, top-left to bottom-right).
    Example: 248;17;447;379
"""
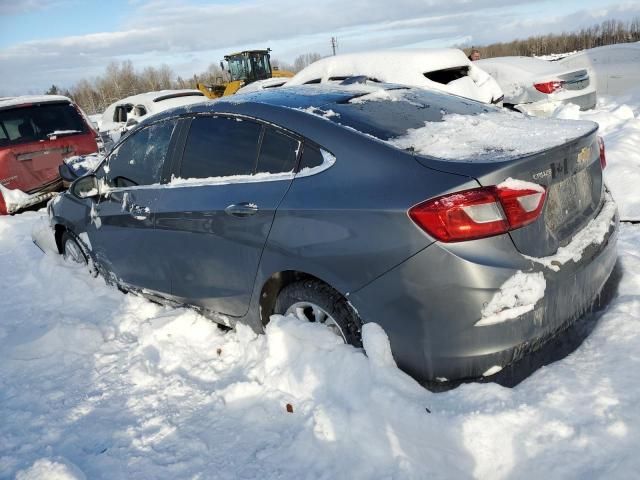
241;49;504;105
99;90;207;149
476;56;597;116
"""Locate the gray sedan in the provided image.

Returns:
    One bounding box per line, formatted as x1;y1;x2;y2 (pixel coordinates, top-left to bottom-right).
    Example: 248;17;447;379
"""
44;83;618;383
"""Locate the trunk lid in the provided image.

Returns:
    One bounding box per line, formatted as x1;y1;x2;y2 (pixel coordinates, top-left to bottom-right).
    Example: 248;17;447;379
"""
413;128;603;257
557;69;590;91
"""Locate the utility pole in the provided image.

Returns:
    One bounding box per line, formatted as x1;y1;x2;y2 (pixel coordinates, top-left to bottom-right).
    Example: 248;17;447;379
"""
330;36;338;56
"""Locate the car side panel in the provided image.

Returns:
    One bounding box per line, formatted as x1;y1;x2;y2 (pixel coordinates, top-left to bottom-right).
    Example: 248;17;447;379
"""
252;129;479;319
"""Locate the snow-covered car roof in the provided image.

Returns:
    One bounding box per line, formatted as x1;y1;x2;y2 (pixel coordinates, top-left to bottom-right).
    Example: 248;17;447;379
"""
109;89;205;106
100;89;207;133
286;49;503;104
288;49;470;85
0;95;73;111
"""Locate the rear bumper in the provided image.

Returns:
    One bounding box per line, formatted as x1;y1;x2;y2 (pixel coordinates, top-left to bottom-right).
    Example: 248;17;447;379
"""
517;90;597;116
350;196;619;382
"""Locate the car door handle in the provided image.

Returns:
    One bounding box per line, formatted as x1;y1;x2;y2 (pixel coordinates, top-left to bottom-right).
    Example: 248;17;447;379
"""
225;202;258;217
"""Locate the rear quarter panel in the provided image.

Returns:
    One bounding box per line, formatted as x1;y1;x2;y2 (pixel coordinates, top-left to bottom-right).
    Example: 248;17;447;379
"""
247;108;479;298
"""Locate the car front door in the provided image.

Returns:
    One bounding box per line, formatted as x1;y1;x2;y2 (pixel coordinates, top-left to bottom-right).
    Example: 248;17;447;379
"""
87;118;179;294
155;115;300;317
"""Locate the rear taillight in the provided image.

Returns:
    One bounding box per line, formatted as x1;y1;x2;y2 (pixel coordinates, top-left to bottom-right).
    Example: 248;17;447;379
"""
533;81;564;94
598;136;606;169
409;186;546;242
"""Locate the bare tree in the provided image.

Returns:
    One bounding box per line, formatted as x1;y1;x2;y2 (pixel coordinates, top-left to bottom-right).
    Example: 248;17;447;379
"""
293;53;322;72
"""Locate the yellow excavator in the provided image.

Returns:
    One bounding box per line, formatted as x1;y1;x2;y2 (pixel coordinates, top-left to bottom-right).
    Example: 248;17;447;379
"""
197;49;294;99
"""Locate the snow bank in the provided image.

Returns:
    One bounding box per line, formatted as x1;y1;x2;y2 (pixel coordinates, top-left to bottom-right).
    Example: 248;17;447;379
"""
2;210;640;479
388;111;596;161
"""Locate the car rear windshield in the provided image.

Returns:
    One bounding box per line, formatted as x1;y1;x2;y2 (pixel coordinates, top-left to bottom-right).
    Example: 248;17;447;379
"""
0;102;87;147
423;66;470;84
324;88;494;141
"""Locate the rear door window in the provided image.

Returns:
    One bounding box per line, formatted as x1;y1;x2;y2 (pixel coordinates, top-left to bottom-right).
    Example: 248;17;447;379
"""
0;102;86;147
179;116;261;179
107;119;177;187
255;127;300;174
299;144;324;170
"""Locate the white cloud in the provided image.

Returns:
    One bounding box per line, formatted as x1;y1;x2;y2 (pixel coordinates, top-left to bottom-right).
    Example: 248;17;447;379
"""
0;0;638;95
0;0;69;16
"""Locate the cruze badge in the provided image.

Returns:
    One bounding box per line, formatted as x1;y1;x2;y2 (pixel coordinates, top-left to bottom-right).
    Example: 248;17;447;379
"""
532;168;552;180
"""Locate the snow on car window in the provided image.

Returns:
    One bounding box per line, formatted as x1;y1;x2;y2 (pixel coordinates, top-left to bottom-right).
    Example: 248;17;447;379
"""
387;111;597;162
107;120;176;186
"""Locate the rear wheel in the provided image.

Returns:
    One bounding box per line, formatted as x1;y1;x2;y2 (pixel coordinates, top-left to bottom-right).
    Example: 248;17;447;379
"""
274;280;362;346
61;231;87;265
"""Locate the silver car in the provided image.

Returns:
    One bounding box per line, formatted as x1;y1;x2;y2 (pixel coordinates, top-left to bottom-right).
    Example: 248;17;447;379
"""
44;83;618;384
476;56;597;116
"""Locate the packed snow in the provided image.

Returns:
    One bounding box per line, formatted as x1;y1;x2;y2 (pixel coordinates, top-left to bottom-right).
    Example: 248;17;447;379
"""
64;154;104;177
2;70;640;480
476;271;546;326
525;192;618;271
497;177;546;193
387;110;596;161
0;184;31;213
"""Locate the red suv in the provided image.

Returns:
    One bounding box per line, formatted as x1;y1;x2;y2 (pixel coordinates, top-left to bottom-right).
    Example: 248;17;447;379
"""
0;95;98;214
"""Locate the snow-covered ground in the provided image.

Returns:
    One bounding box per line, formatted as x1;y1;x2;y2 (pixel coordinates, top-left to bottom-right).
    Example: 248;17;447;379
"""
1;91;640;480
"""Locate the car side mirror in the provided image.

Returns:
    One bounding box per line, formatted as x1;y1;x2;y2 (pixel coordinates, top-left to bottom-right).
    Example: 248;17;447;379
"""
59;163;76;182
125;118;138;128
71;174;99;199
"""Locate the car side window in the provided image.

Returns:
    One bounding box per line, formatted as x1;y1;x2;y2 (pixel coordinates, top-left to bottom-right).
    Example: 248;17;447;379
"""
299;143;324;171
106;119;177;187
179;116;261;179
255;127;300;174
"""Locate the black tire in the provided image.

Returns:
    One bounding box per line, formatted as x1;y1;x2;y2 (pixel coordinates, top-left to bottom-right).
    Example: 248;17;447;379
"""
61;231;87;265
274;280;362;347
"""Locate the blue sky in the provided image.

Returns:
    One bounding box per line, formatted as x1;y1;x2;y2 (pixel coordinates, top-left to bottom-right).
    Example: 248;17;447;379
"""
0;0;638;95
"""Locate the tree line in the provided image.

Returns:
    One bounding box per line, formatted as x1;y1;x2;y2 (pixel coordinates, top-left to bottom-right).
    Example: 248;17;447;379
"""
48;53;322;115
49;17;638;114
464;17;640;59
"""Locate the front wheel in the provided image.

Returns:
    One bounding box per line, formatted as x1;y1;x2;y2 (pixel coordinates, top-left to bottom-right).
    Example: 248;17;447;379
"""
274;280;362;346
61;231;87;265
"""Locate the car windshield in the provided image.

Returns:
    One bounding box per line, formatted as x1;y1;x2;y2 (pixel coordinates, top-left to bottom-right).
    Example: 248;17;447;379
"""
0;102;86;147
